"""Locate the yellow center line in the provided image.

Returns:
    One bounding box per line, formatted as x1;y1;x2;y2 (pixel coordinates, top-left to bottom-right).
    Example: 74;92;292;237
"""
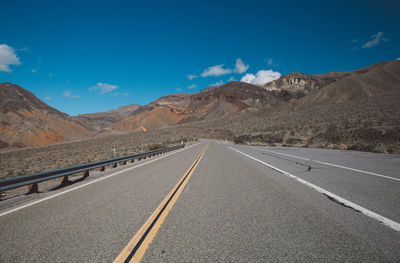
113;143;210;263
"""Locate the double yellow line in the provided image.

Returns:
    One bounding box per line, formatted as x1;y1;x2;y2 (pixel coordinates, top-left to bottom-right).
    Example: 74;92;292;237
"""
114;143;210;263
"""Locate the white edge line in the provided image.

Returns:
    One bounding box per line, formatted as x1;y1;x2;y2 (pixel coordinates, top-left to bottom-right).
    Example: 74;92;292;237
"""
0;143;202;217
259;149;400;182
229;147;400;232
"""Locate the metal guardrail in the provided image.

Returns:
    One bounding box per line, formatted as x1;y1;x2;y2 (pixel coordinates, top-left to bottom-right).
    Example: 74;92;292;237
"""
0;144;185;193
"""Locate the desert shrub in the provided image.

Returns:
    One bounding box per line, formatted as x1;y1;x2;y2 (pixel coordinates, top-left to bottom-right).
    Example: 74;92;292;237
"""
386;144;400;154
148;144;166;151
260;134;283;144
233;136;245;144
348;142;375;152
0;140;10;149
286;138;303;145
323;125;342;144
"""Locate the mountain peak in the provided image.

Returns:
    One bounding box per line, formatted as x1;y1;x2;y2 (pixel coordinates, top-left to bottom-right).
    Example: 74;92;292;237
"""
0;82;64;116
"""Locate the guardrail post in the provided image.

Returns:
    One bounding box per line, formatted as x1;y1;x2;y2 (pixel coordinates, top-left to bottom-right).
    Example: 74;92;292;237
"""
84;170;89;178
61;176;69;187
130;159;134;163
28;182;39;194
113;163;117;168
100;166;105;172
122;161;126;165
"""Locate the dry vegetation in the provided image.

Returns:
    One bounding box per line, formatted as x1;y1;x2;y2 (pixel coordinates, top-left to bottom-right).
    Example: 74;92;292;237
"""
0;127;230;179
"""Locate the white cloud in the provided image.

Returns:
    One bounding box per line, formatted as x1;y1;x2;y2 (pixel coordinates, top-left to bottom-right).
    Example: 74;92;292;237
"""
187;84;197;89
234;58;249;73
209;80;223;87
201;64;232;77
32;68;37;73
49;73;53;77
351;39;359;44
187;74;197;80
0;44;21;72
240;70;281;85
89;82;118;94
123;93;129;97
396;57;400;60
63;90;80;99
266;58;273;65
362;32;389;48
228;76;236;82
45;96;51;101
175;88;182;92
113;92;119;96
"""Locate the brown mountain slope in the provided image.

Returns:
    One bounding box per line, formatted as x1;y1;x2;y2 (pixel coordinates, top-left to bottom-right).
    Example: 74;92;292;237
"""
294;60;400;107
261;60;400;108
0;83;92;148
112;82;282;132
74;104;141;133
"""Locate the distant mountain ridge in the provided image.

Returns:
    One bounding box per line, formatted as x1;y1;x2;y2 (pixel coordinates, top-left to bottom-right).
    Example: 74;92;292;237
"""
111;81;279;132
74;104;141;134
112;60;400;132
1;60;399;149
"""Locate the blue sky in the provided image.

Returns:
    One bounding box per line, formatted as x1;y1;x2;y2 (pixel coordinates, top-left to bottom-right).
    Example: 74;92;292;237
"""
1;0;399;115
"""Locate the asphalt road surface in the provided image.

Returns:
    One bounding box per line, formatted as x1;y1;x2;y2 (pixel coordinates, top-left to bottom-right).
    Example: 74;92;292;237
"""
1;141;399;262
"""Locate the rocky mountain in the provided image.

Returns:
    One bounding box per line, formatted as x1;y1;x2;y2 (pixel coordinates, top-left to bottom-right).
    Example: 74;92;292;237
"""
74;104;141;133
111;81;281;132
294;60;400;107
201;60;400;152
262;72;322;94
112;61;400;133
261;60;400;106
0;83;91;148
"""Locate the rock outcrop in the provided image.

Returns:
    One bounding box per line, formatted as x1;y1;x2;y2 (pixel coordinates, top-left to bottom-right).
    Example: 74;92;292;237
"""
261;72;321;94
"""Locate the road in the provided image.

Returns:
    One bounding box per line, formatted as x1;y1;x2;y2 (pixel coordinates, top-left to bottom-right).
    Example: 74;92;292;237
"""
0;141;399;262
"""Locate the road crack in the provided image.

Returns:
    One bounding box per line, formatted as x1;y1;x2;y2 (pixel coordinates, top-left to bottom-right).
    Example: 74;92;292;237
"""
261;152;313;173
